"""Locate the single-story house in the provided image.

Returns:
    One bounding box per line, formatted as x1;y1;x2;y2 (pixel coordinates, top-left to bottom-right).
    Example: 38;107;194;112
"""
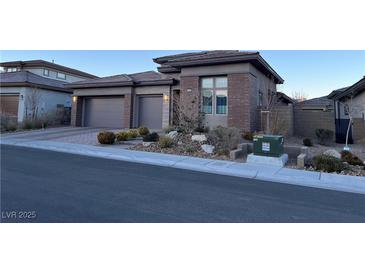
67;50;284;131
0;60;97;123
328;76;365;143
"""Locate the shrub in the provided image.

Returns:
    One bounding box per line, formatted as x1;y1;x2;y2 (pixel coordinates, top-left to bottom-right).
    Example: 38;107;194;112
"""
159;136;174;148
22;119;35;130
312;155;345;173
127;129;139;139
341;151;364;166
116;131;129;142
302;138;313;147
315;128;334;145
0;114;17;131
138;126;149;136
208;126;240;155
143;132;159;142
242;132;254;141
97;131;115;145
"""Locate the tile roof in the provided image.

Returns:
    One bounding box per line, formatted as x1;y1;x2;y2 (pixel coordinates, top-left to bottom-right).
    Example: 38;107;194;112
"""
66;71;174;89
328;76;365;100
299;96;333;106
153;50;284;84
0;71;72;93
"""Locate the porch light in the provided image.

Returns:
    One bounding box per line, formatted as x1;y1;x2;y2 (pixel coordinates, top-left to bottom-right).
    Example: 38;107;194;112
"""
163;94;169;103
72;96;77;103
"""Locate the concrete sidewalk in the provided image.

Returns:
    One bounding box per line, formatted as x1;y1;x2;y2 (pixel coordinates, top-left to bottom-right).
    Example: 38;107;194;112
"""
1;137;365;194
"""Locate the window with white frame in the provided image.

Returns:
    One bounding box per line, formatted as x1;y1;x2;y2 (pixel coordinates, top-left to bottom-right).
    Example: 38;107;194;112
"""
6;67;18;72
56;72;66;80
43;68;49;76
201;76;228;115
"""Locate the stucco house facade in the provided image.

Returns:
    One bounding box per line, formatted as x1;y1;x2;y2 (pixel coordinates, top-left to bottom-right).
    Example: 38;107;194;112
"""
0;60;97;123
68;51;284;131
328;76;365;143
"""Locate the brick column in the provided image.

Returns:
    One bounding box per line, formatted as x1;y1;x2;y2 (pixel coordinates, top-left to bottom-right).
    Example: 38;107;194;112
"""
123;93;132;128
180;76;200;121
71;96;83;127
227;73;252;131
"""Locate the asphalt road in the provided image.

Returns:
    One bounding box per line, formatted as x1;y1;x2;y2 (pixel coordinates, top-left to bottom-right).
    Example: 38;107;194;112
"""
1;144;365;222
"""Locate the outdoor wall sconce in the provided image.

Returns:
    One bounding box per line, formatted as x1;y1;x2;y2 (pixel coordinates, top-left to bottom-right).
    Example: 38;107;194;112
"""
186;88;192;93
163;94;169;103
72;96;77;103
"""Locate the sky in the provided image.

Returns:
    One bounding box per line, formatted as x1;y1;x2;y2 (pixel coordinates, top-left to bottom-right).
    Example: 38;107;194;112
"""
1;50;364;99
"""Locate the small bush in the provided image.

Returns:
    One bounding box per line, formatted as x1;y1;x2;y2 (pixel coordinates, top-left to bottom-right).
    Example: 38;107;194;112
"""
242;132;254;141
184;144;196;153
341;151;364;166
159;136;174;148
303;138;313;147
143;132;159;142
0;114;18;132
312;155;345;173
127;129;139;139
315;128;334;145
22;119;35;130
116;131;129;142
138;126;149;136
208;126;240;155
97;131;115;145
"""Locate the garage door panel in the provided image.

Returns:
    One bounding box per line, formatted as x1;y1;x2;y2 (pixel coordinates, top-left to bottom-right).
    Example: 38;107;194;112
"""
84;97;124;128
138;96;163;129
0;95;19;118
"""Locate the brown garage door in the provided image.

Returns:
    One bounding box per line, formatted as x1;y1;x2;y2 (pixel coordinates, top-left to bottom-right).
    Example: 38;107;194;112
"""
84;97;124;128
138;95;163;129
0;94;19;119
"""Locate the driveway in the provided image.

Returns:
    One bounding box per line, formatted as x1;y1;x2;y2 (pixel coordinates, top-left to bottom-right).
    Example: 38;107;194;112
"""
0;126;141;147
2;145;365;223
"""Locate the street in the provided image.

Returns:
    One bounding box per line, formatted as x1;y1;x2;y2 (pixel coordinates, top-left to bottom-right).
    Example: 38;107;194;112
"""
1;144;365;222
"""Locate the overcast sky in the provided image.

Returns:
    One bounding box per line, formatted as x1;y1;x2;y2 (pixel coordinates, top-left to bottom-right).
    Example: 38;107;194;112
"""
1;50;364;99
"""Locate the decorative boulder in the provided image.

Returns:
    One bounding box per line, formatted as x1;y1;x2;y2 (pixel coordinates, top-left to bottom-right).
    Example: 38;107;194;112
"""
142;142;153;147
201;144;214;154
191;134;207;142
167;130;178;139
177;141;183;146
323;149;341;159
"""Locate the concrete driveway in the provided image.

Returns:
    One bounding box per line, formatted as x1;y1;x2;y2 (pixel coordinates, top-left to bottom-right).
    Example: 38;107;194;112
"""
0;126;140;147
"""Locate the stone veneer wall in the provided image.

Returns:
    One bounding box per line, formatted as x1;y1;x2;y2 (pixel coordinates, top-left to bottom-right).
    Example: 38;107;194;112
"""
71;96;83;126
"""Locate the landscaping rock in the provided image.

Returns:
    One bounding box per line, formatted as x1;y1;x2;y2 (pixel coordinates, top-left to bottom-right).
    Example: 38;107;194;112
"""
230;148;243;160
142;142;153;147
323;149;341;159
191;134;207;142
297;153;307;168
167;131;178;139
201;144;214;154
177;141;183;146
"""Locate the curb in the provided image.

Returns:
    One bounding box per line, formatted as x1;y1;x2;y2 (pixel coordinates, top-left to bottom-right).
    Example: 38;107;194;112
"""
1;139;365;195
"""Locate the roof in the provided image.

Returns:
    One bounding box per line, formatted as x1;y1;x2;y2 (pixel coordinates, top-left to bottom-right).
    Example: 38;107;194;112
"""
299;96;333;106
0;60;98;79
328;76;365;100
153;50;284;84
276;92;295;104
66;71;175;89
0;71;72;93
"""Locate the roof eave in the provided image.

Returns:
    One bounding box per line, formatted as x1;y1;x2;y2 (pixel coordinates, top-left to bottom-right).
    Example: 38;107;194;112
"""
0;82;72;93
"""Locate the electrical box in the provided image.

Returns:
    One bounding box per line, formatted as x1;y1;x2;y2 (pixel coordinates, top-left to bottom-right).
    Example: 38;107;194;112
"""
253;135;284;157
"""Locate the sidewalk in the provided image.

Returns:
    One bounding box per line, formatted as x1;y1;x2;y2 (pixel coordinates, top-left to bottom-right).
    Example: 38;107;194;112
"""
1;137;365;194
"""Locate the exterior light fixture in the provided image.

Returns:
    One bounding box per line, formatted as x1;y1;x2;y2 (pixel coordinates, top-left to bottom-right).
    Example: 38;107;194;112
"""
163;94;169;103
72;96;77;103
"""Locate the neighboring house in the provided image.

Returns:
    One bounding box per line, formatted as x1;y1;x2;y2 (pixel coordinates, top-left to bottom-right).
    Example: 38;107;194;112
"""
0;60;97;123
293;96;335;139
328;76;365;144
68;51;284;131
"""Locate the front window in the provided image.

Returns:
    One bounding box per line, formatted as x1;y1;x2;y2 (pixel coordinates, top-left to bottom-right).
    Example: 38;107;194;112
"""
6;67;18;72
216;90;227;114
202;90;213;114
57;72;66;80
43;69;49;76
201;76;228;115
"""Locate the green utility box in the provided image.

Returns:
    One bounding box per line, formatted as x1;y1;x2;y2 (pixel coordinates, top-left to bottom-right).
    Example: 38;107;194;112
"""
253;135;284;157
